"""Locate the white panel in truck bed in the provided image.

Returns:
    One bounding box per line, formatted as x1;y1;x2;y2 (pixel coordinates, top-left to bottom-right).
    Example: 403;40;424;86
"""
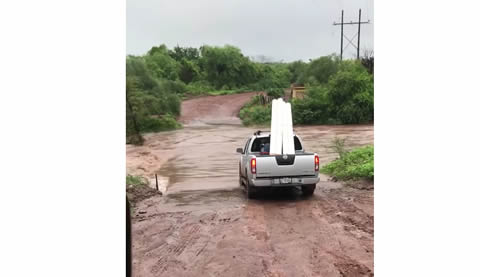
270;98;294;155
282;102;295;154
270;99;282;155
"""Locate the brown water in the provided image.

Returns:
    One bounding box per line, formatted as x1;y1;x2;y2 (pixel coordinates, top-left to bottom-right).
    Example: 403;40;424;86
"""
126;123;373;194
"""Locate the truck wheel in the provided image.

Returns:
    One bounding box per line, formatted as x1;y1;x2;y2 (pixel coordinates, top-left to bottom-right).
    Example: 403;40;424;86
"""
302;184;316;196
238;166;243;186
246;180;257;199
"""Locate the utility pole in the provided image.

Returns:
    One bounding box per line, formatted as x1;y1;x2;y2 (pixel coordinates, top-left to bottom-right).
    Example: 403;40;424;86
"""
333;9;370;60
340;10;344;60
357;9;361;59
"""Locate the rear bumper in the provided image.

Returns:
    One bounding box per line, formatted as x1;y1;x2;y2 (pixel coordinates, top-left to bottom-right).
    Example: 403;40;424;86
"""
251;176;319;187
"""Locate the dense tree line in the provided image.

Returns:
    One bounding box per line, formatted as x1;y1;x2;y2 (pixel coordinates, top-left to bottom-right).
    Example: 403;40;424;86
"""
126;44;293;144
126;44;374;144
241;55;374;126
291;58;374;125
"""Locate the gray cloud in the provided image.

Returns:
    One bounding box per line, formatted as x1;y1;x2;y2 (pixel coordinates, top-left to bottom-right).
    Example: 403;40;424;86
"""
127;0;373;61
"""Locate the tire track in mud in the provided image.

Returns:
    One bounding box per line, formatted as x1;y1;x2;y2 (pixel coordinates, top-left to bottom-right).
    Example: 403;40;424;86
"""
134;204;245;276
264;196;341;276
241;192;373;277
243;188;374;276
243;201;286;277
329;251;373;277
148;211;229;275
316;190;374;249
311;189;374;276
148;220;205;275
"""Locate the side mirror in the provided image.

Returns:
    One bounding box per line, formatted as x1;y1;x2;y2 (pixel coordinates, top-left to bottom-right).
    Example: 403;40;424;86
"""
236;148;244;154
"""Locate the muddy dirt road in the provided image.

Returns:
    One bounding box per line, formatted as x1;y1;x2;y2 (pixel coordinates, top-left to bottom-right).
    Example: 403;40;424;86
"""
178;91;260;125
127;92;374;276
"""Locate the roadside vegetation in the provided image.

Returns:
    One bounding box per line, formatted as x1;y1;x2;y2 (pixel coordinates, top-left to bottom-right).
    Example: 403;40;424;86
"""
239;55;374;126
126;174;149;187
126;44;293;144
126;44;374;143
238;95;272;126
320;145;374;181
126;174;161;206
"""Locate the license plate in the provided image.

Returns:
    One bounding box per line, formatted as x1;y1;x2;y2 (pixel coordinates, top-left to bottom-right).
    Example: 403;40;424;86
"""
279;177;292;184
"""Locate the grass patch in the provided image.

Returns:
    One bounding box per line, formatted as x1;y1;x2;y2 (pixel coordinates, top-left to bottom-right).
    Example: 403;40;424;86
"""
126;174;149;187
184;81;251;97
320;145;373;180
207;88;247;96
182;88;252;99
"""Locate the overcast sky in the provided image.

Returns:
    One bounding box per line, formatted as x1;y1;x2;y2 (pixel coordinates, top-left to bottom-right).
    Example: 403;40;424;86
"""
127;0;373;62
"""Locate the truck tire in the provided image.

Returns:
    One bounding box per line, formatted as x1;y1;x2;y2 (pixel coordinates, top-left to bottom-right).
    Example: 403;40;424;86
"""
246;181;257;199
238;165;243;186
302;184;316;196
244;170;256;199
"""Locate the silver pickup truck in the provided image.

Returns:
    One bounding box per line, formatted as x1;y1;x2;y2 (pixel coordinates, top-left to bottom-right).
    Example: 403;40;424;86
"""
236;131;320;198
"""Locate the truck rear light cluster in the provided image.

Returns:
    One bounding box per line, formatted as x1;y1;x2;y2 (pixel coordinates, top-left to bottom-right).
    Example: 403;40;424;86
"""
251;158;256;174
314;155;319;171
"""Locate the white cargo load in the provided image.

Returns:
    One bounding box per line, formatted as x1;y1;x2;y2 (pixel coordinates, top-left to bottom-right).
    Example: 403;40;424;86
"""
269;98;294;155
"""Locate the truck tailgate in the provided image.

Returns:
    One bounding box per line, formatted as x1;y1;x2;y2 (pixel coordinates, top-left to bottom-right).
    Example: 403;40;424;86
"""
255;154;316;177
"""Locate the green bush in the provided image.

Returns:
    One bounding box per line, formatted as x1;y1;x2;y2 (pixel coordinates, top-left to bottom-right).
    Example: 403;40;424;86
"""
291;86;331;124
247;95;264;106
157;79;187;95
126;56;159;90
291;60;373;125
138;114;181;133
239;104;271;126
162;94;181;116
326;61;373;124
320;145;374;180
266;88;284;98
185;80;216;95
299;55;340;85
199;45;258;89
252;63;292;90
287;60;308;83
126;55;183;141
145;47;180;81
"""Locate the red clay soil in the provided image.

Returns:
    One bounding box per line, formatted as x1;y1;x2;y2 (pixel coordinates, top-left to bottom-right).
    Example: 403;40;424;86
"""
178;91;261;124
131;185;373;277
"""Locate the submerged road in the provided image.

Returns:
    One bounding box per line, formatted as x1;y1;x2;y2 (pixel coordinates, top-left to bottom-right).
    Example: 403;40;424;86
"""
126;92;374;276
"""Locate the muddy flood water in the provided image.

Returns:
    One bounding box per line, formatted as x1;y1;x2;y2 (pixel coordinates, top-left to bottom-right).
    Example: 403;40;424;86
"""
127;93;374;277
126;123;373;194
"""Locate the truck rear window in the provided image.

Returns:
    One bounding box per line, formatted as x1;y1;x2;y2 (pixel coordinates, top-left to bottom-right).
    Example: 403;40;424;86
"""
250;136;302;152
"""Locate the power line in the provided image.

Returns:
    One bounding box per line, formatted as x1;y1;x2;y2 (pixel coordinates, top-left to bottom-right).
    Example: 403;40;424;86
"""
333;9;370;60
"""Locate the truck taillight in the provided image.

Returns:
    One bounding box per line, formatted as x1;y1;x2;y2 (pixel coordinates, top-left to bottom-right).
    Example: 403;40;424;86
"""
251;158;256;174
314;155;319;171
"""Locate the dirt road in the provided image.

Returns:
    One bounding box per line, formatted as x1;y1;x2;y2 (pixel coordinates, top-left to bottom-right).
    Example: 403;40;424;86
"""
127;93;374;276
178;91;261;125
